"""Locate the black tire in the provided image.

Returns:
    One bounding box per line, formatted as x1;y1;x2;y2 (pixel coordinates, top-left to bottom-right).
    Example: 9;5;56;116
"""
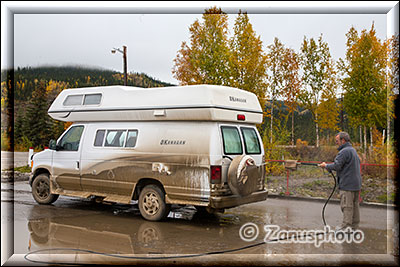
32;174;59;204
138;184;170;221
28;219;50;244
137;222;163;244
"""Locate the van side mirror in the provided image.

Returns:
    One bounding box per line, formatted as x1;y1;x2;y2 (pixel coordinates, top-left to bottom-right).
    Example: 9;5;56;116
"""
49;140;57;150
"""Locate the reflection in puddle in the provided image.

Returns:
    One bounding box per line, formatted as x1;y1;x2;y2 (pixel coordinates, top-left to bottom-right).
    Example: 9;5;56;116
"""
25;201;393;263
26;205;253;256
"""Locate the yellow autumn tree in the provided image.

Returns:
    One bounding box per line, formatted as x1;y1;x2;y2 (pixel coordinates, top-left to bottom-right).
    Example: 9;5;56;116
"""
229;11;268;106
316;62;340;143
281;47;302;146
172;7;231;85
266;38;285;143
339;24;388;153
299;34;335;147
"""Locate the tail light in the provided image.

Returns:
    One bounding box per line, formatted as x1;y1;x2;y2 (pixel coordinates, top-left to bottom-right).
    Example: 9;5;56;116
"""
210;166;221;184
237;114;245;121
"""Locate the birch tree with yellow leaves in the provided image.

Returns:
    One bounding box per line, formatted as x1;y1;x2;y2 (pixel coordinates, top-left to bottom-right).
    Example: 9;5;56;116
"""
299;34;336;147
172;7;231;86
281;47;302;146
172;8;268;123
339;24;388;153
229;11;268;107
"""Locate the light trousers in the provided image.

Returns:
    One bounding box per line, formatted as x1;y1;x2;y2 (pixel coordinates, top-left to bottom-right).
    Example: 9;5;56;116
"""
339;190;360;229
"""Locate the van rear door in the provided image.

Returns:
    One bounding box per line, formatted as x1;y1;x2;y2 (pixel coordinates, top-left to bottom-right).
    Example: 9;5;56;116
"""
219;124;264;190
240;126;263;164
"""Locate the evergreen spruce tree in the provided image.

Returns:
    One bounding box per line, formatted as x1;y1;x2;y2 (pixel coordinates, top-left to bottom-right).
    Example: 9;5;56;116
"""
14;106;27;142
25;80;52;148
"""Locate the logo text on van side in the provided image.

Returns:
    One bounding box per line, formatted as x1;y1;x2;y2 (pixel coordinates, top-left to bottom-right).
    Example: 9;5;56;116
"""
160;140;186;145
229;96;247;103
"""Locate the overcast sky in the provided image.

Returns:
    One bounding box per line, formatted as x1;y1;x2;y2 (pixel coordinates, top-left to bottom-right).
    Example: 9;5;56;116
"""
8;2;397;85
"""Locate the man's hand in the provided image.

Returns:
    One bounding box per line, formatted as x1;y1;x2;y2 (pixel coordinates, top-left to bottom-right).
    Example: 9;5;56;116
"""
319;162;327;168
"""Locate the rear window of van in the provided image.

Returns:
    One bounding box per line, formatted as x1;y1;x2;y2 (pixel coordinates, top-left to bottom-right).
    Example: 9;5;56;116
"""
221;126;242;155
241;127;261;154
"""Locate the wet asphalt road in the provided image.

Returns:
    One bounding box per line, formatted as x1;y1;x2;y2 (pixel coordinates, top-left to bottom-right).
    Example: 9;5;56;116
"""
1;180;398;266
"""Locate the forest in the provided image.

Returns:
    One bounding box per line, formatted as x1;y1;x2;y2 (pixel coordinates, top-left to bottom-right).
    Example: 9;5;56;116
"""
171;7;398;168
1;66;173;151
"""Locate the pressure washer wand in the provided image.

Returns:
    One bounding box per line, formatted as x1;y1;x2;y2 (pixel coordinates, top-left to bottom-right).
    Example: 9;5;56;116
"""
298;162;320;166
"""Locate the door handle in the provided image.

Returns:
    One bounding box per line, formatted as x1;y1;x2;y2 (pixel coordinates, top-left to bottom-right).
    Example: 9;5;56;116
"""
76;161;80;170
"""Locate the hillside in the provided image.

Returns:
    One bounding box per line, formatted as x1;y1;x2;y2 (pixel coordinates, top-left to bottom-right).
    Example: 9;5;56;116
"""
11;66;174;102
1;66;175;150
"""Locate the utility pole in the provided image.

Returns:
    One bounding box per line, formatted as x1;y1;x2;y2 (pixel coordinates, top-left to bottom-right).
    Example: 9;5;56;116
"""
111;45;128;86
123;46;127;86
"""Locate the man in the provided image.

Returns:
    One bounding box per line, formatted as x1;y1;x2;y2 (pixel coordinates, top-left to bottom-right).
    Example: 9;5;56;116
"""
319;132;362;231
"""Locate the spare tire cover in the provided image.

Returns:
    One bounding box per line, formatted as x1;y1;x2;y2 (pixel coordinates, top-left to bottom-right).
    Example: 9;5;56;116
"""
227;155;259;196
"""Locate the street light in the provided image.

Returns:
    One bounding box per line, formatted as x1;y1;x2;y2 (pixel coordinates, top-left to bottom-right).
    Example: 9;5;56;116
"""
111;45;128;86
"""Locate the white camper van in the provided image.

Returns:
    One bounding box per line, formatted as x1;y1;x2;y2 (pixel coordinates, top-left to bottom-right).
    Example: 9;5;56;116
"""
30;85;268;221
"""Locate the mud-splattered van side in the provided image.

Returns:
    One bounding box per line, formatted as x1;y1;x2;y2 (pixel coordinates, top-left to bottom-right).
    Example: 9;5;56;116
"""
30;85;268;221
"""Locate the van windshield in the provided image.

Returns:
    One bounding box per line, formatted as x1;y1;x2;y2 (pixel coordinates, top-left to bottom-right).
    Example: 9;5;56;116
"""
221;126;242;155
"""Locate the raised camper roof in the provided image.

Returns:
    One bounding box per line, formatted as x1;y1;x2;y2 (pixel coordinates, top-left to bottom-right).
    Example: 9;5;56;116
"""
48;85;263;124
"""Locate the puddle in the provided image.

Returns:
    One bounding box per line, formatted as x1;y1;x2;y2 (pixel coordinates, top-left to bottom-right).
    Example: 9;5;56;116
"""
23;206;250;256
7;196;396;265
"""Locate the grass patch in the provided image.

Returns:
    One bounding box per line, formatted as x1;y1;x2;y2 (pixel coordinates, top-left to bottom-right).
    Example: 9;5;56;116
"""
303;180;331;189
376;193;395;203
360;190;369;197
296;188;319;197
290;166;327;178
14;165;32;173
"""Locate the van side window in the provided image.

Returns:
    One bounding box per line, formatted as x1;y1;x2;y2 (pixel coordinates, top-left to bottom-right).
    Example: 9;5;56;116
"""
221;126;243;155
83;94;102;105
105;130;127;147
59;126;84;151
125;130;138;147
63;95;83;106
94;130;105;147
241;127;261;154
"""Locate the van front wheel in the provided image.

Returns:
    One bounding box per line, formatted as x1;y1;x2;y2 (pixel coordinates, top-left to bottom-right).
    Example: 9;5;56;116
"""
32;174;59;204
138;184;170;221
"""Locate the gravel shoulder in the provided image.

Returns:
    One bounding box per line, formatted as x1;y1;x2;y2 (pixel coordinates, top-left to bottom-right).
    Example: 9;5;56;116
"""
1;171;31;182
266;172;396;204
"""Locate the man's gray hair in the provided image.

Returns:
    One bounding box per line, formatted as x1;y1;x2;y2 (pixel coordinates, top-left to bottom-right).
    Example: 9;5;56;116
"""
337;132;351;142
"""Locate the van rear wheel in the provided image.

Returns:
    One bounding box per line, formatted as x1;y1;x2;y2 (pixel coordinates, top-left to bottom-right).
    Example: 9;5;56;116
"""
32;174;59;204
138;184;170;221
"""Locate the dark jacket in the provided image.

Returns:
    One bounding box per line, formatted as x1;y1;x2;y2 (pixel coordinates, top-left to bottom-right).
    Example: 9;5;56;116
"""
326;142;362;191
